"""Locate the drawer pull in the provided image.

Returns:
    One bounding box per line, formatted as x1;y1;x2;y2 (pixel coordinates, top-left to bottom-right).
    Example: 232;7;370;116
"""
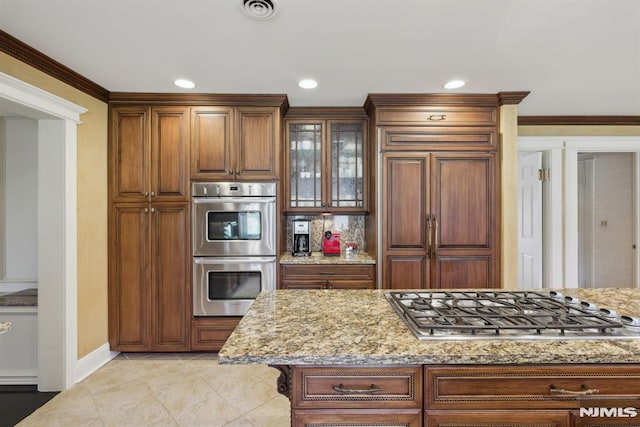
427;114;447;121
333;384;382;394
549;384;600;396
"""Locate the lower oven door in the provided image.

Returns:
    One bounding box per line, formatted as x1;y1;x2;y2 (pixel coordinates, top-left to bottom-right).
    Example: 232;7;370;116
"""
193;256;276;316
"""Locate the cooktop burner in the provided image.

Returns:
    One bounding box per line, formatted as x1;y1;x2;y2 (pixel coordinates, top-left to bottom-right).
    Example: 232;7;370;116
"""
385;290;640;341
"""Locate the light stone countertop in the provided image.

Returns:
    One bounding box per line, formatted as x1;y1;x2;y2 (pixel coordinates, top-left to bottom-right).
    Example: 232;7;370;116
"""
280;252;376;265
218;288;640;366
0;322;10;334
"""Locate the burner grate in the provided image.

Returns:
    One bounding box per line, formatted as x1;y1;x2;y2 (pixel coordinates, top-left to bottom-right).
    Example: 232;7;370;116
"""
386;291;632;340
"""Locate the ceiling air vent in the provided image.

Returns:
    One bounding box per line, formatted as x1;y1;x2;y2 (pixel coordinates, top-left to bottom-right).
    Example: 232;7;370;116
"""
242;0;278;20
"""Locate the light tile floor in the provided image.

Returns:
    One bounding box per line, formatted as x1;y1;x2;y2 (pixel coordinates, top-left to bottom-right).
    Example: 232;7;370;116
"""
17;353;290;427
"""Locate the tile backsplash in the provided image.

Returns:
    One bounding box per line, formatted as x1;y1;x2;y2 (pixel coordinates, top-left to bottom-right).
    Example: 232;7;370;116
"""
285;215;366;253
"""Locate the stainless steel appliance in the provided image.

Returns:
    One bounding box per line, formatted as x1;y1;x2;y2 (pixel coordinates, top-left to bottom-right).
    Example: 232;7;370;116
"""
386;290;640;341
192;182;277;316
193;256;276;316
292;219;311;257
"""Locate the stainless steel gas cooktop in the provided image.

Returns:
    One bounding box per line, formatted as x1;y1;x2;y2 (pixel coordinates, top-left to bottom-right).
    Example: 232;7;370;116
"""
385;290;640;341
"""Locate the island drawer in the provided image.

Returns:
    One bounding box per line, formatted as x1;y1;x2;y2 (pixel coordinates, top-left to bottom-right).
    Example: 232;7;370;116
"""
425;364;640;410
292;366;422;409
293;409;422;427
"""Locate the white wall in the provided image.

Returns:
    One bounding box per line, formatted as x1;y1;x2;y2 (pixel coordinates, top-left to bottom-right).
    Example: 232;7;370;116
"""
1;116;38;291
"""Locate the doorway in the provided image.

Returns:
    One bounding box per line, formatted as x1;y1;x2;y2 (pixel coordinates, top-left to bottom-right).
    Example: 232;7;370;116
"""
0;72;85;391
518;136;640;289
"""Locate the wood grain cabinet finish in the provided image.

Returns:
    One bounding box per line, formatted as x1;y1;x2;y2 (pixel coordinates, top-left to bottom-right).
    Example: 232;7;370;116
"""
290;366;422;427
382;152;498;289
109;204;190;351
191;106;281;181
190;317;241;351
425;410;570;427
109;105;191;352
110;106;190;203
284;110;368;214
373;106;497;127
280;264;375;289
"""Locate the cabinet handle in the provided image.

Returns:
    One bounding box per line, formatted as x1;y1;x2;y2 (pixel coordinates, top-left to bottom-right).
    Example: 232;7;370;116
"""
150;207;155;213
426;215;432;258
333;384;383;394
150;191;155;197
427;114;446;121
549;384;600;396
228;170;234;175
235;169;240;175
433;217;439;257
144;207;149;213
144;191;149;197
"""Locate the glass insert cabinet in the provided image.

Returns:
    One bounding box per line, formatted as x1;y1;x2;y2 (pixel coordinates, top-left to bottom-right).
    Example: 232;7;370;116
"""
284;113;368;214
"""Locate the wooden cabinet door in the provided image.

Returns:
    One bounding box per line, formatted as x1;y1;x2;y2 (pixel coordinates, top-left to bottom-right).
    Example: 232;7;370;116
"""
425;410;569;427
190;106;234;180
109;204;150;350
110;106;149;202
150;203;190;350
150;107;190;201
430;153;498;288
286;120;325;211
327;120;367;212
381;152;431;289
236;106;280;179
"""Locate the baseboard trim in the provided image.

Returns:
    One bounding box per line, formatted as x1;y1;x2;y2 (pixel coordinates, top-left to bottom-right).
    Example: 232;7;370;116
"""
0;369;38;385
74;343;119;384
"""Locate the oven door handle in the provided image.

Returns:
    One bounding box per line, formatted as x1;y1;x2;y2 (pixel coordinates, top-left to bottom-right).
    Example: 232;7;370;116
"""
192;197;276;204
193;256;276;265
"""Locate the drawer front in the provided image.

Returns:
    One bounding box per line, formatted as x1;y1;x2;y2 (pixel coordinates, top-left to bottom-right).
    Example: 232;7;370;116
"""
282;264;374;280
425;365;640;410
293;366;422;409
381;126;496;151
425;410;570;427
190;317;240;351
376;106;496;126
282;280;375;290
294;409;422;427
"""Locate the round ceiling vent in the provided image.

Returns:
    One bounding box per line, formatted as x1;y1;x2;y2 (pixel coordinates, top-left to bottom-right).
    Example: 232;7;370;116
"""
242;0;278;20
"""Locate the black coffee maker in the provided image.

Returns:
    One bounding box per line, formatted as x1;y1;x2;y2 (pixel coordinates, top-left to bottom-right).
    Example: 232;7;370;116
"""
292;220;311;257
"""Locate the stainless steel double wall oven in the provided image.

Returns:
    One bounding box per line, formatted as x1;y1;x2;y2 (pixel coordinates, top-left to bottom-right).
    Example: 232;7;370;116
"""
192;182;276;316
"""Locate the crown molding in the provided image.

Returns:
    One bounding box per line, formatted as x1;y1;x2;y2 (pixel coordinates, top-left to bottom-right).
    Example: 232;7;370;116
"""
0;30;109;103
518;116;640;126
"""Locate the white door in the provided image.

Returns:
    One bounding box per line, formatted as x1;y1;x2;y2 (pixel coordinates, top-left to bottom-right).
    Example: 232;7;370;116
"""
518;152;543;289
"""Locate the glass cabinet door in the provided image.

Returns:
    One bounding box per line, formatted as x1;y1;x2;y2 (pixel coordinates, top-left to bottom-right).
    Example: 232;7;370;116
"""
330;122;365;209
289;123;323;209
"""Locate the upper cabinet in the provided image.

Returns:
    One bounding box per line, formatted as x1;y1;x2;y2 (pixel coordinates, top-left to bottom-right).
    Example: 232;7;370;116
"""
284;108;368;214
191;105;282;181
109;105;191;203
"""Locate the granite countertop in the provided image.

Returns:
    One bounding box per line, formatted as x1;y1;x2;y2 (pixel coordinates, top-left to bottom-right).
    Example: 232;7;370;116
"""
218;288;640;366
280;252;376;265
0;322;10;334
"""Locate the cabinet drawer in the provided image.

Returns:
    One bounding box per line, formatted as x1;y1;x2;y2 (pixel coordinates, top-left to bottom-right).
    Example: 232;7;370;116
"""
282;264;374;280
425;365;640;410
375;106;496;126
425;410;570;427
292;366;422;409
281;280;375;290
381;126;496;151
190;317;240;351
294;409;422;427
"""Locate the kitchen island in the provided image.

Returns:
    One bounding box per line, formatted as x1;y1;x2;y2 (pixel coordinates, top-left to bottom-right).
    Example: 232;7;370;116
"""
219;289;640;426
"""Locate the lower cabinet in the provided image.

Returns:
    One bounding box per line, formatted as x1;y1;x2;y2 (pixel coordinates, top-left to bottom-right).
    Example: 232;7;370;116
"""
279;364;640;427
280;264;376;289
191;317;241;351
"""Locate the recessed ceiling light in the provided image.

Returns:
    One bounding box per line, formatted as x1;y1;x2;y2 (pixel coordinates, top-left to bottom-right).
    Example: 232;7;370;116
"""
443;79;466;90
298;79;318;89
174;79;196;89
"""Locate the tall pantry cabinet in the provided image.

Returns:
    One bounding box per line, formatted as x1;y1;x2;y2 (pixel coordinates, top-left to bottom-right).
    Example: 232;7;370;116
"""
365;93;528;290
108;105;191;351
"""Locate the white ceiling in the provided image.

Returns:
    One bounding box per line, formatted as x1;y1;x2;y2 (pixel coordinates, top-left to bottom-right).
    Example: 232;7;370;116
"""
1;0;639;115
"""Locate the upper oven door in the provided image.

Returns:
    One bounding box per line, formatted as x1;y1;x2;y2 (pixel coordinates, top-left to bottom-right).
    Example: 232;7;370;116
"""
192;196;276;256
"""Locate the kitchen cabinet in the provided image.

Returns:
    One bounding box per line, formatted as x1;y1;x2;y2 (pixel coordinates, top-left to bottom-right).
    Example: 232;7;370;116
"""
284;108;368;213
289;365;422;427
382;151;498;289
191;106;281;181
109;204;190;351
424;364;640;427
280;264;375;289
364;94;510;289
191;317;241;351
108;104;191;351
